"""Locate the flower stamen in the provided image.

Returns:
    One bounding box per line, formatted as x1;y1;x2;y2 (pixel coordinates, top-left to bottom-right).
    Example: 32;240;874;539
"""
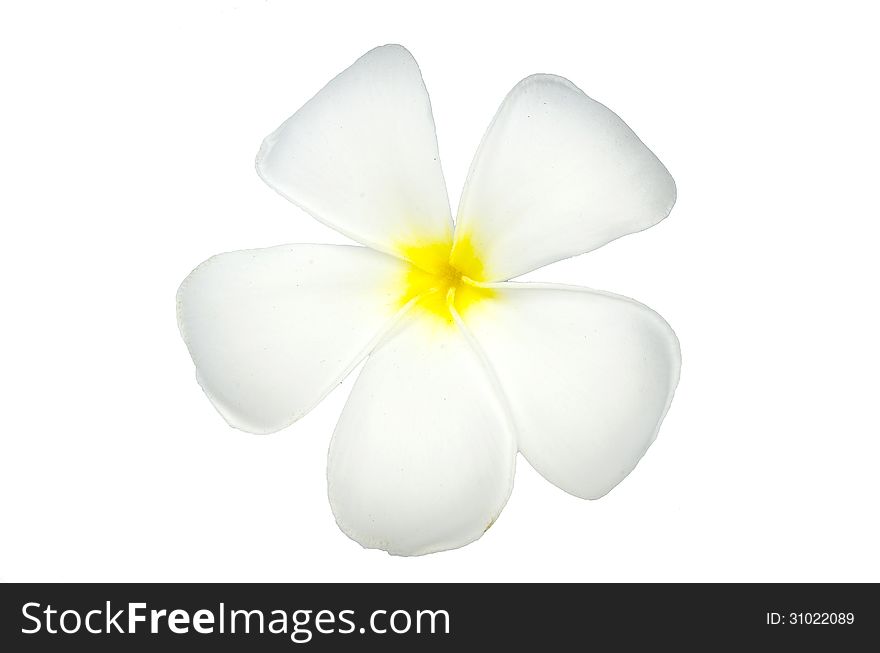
396;233;495;324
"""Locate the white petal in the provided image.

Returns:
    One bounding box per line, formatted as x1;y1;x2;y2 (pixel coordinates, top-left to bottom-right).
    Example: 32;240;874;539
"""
464;283;680;498
455;75;676;280
177;245;412;434
256;45;453;255
328;316;517;555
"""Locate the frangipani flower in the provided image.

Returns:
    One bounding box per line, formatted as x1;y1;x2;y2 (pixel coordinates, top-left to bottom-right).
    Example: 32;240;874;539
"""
177;45;681;556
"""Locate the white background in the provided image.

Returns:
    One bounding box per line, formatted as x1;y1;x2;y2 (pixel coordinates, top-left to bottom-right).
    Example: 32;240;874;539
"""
2;1;878;582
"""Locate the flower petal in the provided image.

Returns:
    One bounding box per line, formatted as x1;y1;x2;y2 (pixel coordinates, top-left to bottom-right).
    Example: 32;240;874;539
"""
177;244;413;434
256;45;453;256
455;75;676;280
328;316;517;555
463;283;680;498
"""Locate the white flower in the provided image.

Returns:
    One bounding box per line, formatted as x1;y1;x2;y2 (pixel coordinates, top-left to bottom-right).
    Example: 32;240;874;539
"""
177;45;681;556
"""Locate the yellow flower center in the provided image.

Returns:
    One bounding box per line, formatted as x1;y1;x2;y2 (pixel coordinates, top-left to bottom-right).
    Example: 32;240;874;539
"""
396;234;495;323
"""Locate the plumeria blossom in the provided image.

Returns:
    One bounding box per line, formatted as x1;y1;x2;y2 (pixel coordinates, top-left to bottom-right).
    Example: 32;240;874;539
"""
177;45;681;555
